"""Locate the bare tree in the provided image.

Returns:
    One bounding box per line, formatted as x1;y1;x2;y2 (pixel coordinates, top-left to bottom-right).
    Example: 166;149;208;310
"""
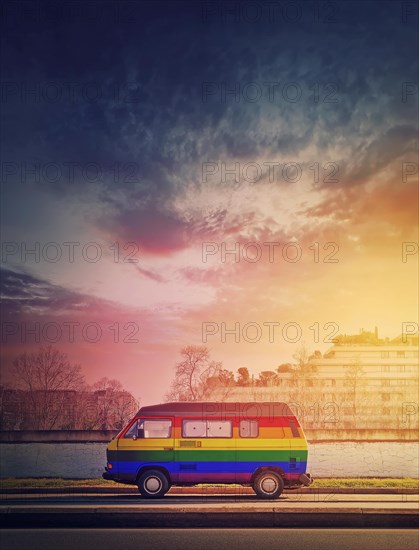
236;367;251;386
256;370;278;387
343;356;367;428
166;346;222;401
86;377;138;430
218;369;235;387
11;346;85;429
292;343;311;368
284;344;319;424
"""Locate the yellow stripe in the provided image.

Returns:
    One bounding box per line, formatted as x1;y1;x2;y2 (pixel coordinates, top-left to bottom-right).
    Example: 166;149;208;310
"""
116;438;308;451
177;438;292;450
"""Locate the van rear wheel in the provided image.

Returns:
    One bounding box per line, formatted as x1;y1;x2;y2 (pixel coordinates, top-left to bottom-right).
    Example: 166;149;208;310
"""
253;470;284;499
138;470;169;498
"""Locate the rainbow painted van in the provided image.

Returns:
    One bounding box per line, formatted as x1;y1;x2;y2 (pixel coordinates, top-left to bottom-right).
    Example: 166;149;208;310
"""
102;402;313;499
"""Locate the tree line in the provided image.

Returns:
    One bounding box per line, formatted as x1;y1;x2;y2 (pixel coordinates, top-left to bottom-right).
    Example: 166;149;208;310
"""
0;346;138;430
165;344;316;401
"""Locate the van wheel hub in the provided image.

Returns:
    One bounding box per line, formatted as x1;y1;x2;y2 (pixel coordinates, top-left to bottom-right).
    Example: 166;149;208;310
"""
145;476;162;493
261;477;278;493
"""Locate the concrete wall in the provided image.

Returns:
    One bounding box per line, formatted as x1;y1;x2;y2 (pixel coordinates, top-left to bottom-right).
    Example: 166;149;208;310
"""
0;430;117;442
0;441;418;479
1;429;417;443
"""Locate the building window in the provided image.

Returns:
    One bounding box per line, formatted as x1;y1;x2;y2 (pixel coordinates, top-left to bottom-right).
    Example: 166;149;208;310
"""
381;366;390;373
381;380;390;386
397;351;405;357
239;420;259;438
381;351;389;358
399;366;406;373
182;419;232;438
124;419;172;438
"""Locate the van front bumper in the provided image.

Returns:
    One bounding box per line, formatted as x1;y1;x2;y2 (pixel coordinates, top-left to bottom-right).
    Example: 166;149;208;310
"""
102;470;114;481
299;473;313;486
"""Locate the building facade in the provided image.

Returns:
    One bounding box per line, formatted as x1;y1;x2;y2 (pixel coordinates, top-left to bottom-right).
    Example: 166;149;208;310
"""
208;330;419;434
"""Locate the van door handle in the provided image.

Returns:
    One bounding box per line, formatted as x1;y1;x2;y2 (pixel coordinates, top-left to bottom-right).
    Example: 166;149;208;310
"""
164;447;174;451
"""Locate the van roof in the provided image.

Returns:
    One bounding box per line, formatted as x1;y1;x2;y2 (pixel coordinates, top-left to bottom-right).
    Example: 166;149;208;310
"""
137;402;294;417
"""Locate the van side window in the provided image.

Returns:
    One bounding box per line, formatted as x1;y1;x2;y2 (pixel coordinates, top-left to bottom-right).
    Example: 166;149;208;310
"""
288;418;300;437
239;420;259;438
182;419;232;438
182;420;206;437
207;420;232;438
124;419;172;438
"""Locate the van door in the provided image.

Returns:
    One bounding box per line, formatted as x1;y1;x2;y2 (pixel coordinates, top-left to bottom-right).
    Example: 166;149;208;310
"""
176;417;236;483
117;417;175;482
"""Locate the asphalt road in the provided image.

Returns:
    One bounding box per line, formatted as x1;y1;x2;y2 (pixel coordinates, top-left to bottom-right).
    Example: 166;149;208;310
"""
1;528;419;550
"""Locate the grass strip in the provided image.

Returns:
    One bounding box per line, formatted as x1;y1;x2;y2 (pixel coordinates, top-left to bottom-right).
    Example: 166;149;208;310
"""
1;477;418;489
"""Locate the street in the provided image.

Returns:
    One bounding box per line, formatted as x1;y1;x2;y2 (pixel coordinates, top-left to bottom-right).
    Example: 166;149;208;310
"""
1;528;419;550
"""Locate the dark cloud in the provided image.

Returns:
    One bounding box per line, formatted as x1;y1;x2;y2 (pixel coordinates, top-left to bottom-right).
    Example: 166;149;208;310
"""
2;0;417;252
134;264;166;283
343;125;418;185
0;268;96;317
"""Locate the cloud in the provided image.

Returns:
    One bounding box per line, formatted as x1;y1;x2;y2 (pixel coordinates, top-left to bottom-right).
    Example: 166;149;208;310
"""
0;267;94;317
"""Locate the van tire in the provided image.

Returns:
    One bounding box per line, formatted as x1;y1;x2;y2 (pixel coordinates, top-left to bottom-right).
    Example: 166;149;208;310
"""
253;470;284;499
137;470;170;498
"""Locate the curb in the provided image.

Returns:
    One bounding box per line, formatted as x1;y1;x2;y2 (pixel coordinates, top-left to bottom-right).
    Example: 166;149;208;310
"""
1;486;418;495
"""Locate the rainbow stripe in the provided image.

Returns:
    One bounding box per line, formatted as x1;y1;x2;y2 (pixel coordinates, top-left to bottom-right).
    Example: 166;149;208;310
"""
105;402;310;486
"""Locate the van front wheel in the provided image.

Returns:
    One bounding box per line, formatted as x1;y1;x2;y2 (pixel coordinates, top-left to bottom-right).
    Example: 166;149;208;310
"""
138;470;170;498
253;470;284;499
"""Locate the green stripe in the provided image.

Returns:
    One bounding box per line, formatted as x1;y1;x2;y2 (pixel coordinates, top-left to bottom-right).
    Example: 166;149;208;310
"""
109;449;308;462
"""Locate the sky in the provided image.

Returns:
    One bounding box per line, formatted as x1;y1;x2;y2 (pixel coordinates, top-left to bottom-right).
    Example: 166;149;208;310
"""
1;0;418;405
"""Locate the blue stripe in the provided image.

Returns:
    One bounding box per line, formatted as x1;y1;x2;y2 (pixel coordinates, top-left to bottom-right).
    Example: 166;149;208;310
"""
113;460;307;476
